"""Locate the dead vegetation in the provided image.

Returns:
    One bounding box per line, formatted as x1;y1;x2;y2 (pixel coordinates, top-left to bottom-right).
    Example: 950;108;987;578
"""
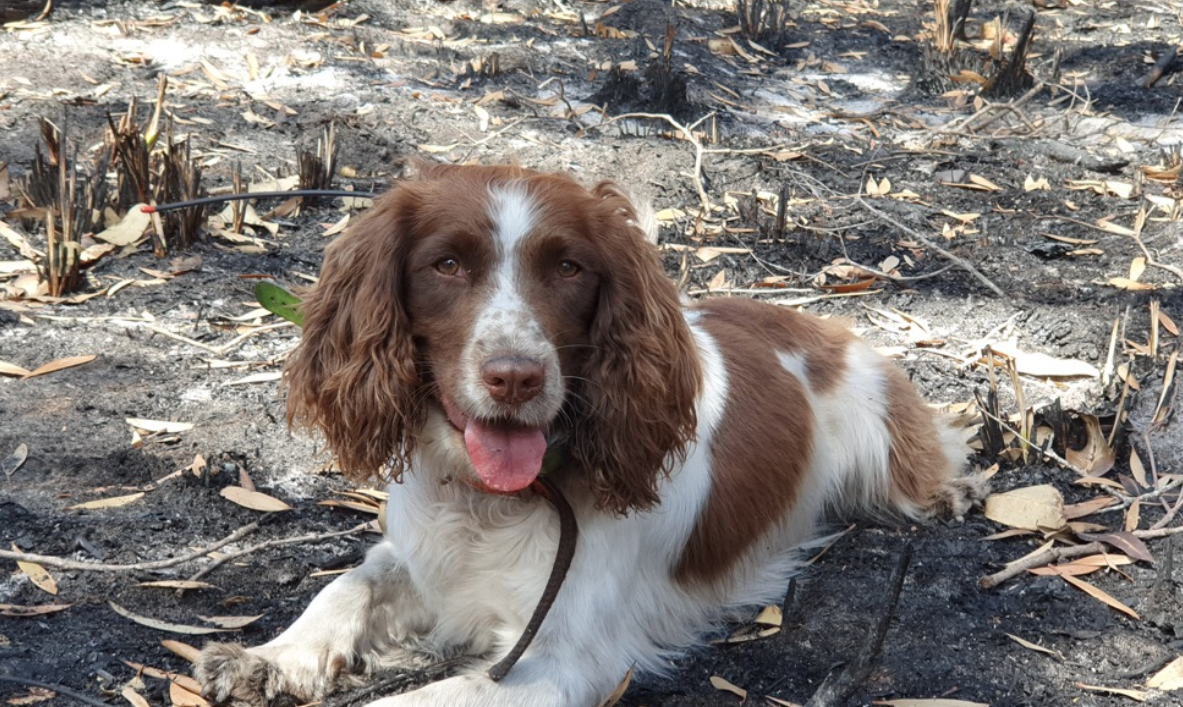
920;0;1037;98
736;0;792;50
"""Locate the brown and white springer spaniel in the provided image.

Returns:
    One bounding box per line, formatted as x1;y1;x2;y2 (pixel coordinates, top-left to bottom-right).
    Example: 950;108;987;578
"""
195;164;985;707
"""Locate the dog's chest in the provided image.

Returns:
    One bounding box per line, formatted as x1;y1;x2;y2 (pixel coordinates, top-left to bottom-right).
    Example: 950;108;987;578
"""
386;484;559;622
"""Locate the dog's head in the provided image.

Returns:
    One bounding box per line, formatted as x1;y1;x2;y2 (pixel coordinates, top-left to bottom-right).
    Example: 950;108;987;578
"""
285;164;700;513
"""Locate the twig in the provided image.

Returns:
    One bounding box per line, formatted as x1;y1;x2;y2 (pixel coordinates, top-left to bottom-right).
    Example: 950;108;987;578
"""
0;522;261;572
592;112;712;212
686;286;815;296
149;321;294;356
1151;474;1183;530
1143;45;1178;88
1093;477;1183;515
937;82;1044;135
0;676;112;707
186;522;371;582
852;196;1006;297
804;544;912;707
979;526;1183;589
1132;204;1183;284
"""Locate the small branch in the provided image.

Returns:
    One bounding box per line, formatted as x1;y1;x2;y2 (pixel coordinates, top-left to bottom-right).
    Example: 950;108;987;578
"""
1143;45;1178;88
937;82;1044;135
149;321;293;356
804;544;913;707
853;196;1006;297
980;526;1183;589
1132;205;1183;284
0;522;261;572
186;522;371;582
592;112;712;213
0;676;112;707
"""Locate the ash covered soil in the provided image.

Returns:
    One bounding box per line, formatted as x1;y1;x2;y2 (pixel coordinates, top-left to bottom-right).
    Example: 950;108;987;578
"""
1;0;1183;706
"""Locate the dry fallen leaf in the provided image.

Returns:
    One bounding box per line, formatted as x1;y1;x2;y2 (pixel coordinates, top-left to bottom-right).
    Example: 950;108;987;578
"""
1147;656;1183;690
94;206;152;246
13;546;58;595
1024;174;1051;191
219;486;292;512
1005;632;1064;661
197;614;264;629
109;602;230;635
0;603;72;617
170;680;212;707
1158;310;1179;336
1066;414;1116;476
23;355;98;379
597;669;632;707
2;443;28;480
66;492;146;511
708;675;747;699
1108;277;1156;291
984;484;1065;531
1130;448;1148;488
754;604;783;627
161;639;202;664
654;208;686;222
1063;496;1120;519
125;418;195;434
1075;682;1147;701
989;342;1099;378
969;174;1003;191
1077;531;1154;563
0;361;34;377
1059;574;1139;619
121;685;151;707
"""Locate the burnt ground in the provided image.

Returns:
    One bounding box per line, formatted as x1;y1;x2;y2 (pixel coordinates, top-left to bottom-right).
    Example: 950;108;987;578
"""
1;0;1182;706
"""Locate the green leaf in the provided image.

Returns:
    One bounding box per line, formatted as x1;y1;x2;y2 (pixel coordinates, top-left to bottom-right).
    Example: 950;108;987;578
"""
255;282;304;327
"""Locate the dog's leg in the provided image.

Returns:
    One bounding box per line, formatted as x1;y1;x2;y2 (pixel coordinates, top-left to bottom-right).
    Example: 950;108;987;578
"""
355;519;643;707
361;652;619;707
195;541;431;707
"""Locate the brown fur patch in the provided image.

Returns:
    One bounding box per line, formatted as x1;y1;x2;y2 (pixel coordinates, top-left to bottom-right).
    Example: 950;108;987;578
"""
693;299;851;394
674;303;818;586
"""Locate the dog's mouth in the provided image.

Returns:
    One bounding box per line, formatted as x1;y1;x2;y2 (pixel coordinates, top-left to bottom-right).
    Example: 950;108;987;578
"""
439;395;548;493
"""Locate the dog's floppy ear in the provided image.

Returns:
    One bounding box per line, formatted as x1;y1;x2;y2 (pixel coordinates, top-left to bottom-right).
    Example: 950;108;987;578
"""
571;182;701;514
284;187;424;483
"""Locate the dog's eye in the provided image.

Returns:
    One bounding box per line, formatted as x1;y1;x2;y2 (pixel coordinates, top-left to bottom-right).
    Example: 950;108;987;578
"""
556;260;580;278
436;258;463;277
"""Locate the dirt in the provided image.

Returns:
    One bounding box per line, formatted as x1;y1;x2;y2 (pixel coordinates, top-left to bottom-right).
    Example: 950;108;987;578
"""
1;1;1182;706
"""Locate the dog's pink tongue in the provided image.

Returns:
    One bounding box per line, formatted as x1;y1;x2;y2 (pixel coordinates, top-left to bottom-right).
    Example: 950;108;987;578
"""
464;419;547;492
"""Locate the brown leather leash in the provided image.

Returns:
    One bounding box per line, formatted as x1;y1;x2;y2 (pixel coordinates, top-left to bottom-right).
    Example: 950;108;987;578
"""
486;476;578;681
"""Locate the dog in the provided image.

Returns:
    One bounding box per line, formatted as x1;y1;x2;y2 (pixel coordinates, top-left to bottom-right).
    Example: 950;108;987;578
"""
195;164;984;707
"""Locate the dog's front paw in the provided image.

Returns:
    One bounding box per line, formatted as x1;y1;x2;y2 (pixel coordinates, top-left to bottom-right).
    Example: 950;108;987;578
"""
195;641;351;707
195;643;289;707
